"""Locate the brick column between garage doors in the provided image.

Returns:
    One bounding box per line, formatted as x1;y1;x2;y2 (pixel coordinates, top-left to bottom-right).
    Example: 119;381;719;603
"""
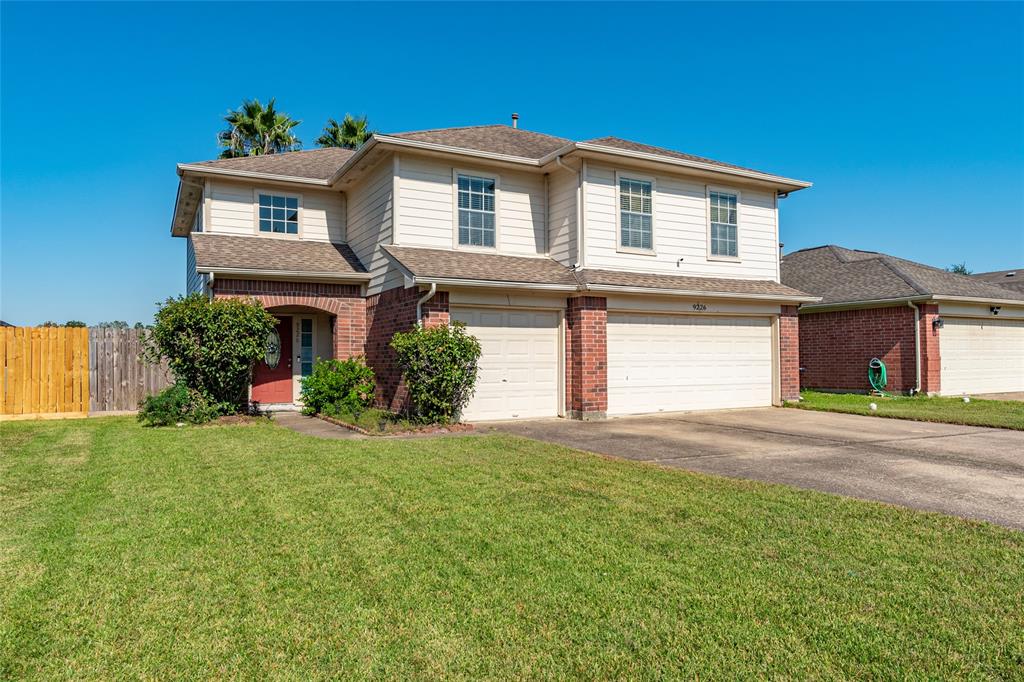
565;296;607;420
779;305;800;401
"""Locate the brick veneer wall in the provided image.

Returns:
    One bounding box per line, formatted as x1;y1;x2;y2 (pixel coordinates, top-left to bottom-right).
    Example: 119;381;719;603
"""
565;296;607;420
918;303;941;394
213;279;366;359
364;286;450;411
779;305;801;401
798;305;923;393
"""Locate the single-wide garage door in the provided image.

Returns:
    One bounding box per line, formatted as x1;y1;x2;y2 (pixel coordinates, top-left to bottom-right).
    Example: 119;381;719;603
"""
608;313;773;415
940;317;1024;395
450;307;560;421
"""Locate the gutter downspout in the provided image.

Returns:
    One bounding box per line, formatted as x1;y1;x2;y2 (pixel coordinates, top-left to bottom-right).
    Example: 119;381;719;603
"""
555;155;584;268
907;300;921;395
416;282;437;324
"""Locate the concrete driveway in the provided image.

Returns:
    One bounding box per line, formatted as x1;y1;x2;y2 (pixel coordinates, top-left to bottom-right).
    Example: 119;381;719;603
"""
487;409;1024;530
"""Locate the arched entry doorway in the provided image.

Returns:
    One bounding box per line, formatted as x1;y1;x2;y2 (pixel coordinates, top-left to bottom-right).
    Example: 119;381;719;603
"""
252;306;335;406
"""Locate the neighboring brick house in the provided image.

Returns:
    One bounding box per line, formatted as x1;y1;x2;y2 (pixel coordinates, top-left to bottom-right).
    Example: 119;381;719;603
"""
782;246;1024;396
171;123;817;420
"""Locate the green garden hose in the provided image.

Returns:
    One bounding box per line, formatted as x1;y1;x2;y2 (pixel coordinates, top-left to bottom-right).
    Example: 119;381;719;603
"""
868;358;888;395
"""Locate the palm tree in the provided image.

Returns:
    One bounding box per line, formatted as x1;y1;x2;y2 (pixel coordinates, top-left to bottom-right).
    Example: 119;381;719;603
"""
316;114;374;149
218;98;301;158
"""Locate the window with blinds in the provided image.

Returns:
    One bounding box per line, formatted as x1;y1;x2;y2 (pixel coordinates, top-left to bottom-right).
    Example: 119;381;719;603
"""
709;191;738;257
457;174;496;247
619;178;652;250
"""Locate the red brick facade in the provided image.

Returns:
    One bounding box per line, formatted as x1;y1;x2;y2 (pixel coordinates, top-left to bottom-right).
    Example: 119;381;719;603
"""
213;279;366;359
918;303;941;394
220;277;806;415
565;296;608;420
779;305;801;401
798;304;939;394
364;286;450;411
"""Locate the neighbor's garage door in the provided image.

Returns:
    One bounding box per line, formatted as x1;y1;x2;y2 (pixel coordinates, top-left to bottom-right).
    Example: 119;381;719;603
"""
607;313;773;415
940;317;1024;395
450;307;560;421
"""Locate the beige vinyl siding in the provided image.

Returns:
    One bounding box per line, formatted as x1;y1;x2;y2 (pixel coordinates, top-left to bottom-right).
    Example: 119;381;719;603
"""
547;167;577;265
396;155;546;256
583;163;779;281
346;154;398;295
205;179;346;243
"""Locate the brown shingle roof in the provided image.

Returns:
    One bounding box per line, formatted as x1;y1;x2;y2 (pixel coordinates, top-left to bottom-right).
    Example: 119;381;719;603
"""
581;136;761;175
579;268;813;298
387;125;572;159
185;147;356;180
191;233;367;277
972;269;1024;295
382;245;578;287
781;246;1024;304
383;245;813;299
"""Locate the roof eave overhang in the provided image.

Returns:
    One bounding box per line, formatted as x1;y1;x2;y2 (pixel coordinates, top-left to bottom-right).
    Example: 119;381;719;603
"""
170;177;205;237
584;283;819;303
196;266;371;282
177;163;333;187
932;294;1024;307
571;142;812;192
404;275;578;293
800;293;1024;313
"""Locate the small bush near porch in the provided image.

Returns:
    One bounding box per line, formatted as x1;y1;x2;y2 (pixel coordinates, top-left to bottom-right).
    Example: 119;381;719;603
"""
1;418;1021;678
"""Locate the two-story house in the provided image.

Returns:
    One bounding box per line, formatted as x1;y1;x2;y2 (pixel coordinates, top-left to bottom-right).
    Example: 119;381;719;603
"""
171;124;816;421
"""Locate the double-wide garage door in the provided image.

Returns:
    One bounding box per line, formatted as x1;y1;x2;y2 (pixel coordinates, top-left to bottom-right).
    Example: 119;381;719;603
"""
451;307;560;421
607;313;773;415
940;317;1024;395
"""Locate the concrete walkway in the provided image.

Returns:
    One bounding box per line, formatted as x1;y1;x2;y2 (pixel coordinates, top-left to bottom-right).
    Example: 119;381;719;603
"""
489;408;1024;530
272;412;365;440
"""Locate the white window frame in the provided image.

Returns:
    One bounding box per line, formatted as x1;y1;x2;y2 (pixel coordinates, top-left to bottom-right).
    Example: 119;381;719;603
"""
452;168;501;251
614;171;657;255
253;188;303;239
706;185;741;261
292;315;316;403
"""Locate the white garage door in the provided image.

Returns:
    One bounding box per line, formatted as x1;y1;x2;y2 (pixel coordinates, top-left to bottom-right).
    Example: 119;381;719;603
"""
940;317;1024;395
450;307;560;421
608;313;773;415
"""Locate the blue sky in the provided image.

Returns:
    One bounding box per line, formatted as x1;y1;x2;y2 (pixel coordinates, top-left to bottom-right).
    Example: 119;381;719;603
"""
1;1;1022;325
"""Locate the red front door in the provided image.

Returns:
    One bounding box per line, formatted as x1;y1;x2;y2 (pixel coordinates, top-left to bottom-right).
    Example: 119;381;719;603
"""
252;316;293;404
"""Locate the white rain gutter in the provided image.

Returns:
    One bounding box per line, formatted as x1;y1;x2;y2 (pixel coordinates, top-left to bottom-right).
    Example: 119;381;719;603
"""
416;282;437;324
584;284;819;303
196;266;371;281
907;300;921;395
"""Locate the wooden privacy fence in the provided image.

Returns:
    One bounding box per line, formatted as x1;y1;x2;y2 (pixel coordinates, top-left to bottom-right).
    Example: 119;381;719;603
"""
1;327;172;420
88;327;172;413
1;326;90;419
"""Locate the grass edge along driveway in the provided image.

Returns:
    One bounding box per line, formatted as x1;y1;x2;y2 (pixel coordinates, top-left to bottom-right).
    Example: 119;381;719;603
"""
791;390;1024;430
2;417;1022;679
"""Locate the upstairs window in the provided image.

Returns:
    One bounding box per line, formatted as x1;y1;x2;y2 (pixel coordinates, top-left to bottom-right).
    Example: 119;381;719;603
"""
457;174;496;247
258;193;299;235
619;178;653;250
709;190;738;258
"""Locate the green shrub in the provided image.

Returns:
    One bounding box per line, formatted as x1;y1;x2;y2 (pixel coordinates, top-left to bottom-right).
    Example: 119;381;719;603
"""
138;384;220;426
144;293;276;410
300;357;375;415
390;322;481;424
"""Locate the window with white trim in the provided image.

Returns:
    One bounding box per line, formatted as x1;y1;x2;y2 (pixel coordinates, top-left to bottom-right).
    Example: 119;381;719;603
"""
457;174;496;247
709;190;738;257
619;178;652;250
258;193;299;235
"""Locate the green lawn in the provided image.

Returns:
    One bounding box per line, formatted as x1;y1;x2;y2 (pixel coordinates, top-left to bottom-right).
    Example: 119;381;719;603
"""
791;390;1024;430
1;418;1022;679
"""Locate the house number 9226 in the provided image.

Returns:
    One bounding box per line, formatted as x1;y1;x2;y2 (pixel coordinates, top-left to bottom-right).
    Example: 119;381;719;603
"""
692;303;708;312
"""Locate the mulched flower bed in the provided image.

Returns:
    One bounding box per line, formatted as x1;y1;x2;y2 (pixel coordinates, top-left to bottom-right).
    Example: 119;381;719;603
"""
317;413;474;437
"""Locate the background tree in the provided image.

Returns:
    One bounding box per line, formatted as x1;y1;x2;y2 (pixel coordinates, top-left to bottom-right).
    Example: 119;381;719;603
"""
65;321;87;327
948;262;972;275
316;114;373;149
218;98;301;158
98;320;129;329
